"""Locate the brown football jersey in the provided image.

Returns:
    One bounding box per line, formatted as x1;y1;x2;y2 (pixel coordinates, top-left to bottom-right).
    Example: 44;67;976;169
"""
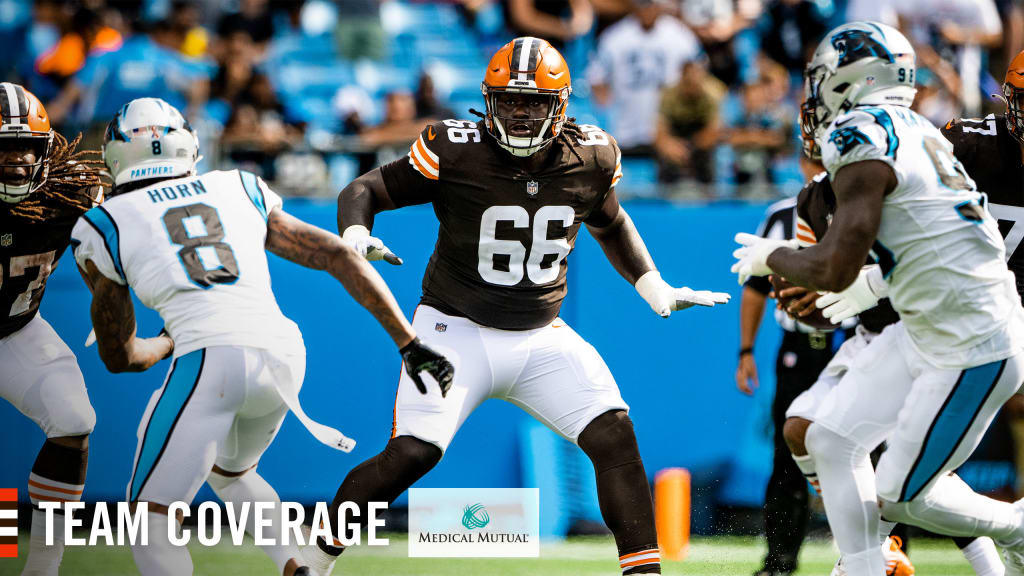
795;172;900;333
0;190;94;338
380;119;622;330
941;114;1024;299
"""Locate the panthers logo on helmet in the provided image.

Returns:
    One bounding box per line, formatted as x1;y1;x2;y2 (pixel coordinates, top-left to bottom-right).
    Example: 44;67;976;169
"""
831;29;894;66
829;126;872;156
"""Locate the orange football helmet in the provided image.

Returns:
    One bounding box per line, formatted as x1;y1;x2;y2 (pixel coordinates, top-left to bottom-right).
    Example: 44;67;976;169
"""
1005;50;1024;144
0;83;54;203
482;37;571;156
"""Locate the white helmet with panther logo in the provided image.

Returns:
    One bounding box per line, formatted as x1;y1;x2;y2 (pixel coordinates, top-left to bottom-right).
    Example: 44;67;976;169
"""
103;98;199;189
802;22;916;153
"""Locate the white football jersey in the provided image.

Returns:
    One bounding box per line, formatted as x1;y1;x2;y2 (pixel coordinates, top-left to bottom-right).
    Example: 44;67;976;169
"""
821;104;1024;369
71;169;302;357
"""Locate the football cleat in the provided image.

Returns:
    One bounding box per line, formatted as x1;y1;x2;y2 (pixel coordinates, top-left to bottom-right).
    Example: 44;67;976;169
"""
883;536;914;575
753;570;793;576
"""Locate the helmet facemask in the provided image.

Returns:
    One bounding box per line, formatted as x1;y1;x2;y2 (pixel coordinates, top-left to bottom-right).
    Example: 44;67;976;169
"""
0;130;53;203
484;87;568;157
799;98;822;161
1004;82;1024;145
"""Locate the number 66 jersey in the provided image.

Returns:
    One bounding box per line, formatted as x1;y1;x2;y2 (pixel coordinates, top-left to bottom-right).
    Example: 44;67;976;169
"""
381;119;622;330
70;169;302;357
821;105;1024;370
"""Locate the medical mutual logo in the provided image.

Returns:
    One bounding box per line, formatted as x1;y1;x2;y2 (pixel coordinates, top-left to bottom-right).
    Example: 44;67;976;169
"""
409;488;539;558
461;503;490;530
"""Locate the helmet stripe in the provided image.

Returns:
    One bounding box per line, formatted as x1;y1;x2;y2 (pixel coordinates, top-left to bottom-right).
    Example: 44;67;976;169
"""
13;85;27;121
516;37;534;81
2;83;20;125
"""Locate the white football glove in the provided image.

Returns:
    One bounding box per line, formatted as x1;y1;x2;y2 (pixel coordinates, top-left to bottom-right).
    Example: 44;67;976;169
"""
635;270;731;318
815;264;889;324
342;225;402;265
730;232;799;285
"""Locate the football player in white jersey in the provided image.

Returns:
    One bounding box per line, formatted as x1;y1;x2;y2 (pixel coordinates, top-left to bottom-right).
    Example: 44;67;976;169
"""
71;98;454;576
732;22;1024;576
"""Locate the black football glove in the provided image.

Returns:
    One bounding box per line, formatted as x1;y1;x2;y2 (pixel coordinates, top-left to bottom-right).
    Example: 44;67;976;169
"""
400;337;455;397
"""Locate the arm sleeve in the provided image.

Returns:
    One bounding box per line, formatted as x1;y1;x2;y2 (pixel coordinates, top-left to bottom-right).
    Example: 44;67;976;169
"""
71;214;126;285
821;108;900;177
379;124;442;208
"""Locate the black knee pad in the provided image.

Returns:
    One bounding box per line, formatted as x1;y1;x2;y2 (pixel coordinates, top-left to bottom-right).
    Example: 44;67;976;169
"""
377;436;442;486
578;410;642;473
33;437;88;485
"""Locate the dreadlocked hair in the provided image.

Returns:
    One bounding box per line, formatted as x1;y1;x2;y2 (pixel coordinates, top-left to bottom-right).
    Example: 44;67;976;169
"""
469;108;586;163
8;132;107;223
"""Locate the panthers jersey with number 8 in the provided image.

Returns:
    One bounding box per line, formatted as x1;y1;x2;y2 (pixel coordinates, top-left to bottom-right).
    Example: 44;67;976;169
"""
821;105;1023;369
382;119;622;330
70;169;302;357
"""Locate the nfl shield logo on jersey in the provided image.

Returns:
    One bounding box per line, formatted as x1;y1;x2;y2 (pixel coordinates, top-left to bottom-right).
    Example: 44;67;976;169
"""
526;181;539;196
0;233;11;247
435;322;447;333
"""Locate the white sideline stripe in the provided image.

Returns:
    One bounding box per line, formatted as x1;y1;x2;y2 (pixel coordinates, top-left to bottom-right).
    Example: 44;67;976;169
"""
0;509;15;519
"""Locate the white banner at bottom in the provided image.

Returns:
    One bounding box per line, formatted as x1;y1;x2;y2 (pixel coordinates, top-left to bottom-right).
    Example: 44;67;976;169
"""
408;488;540;558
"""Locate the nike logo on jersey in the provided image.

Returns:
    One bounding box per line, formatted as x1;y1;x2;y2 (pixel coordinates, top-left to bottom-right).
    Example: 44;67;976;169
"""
835;117;853;127
427;126;436;141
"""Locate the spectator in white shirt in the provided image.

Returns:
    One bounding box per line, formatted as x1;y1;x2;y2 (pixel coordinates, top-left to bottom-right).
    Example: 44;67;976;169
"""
897;0;1002;115
588;0;702;154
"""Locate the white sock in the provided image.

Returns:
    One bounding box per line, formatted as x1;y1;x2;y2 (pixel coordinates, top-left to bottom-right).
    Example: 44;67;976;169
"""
301;543;340;575
841;546;887;576
208;469;297;574
792;453;821;495
961;537;1005;576
21;509;64;576
805;424;881;561
880;474;1022;541
131;511;192;576
878;519;897;545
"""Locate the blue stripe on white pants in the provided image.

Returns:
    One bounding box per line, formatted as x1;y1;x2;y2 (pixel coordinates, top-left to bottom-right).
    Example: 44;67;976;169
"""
129;350;205;502
898;359;1007;502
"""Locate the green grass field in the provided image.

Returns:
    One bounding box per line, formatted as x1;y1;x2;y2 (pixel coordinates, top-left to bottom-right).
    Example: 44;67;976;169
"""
0;534;981;575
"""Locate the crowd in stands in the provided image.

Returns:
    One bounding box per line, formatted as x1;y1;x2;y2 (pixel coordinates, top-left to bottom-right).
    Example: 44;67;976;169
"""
0;0;1020;198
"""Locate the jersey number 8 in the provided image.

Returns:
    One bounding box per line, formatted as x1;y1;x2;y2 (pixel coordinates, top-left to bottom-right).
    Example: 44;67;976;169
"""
478;205;574;286
163;203;240;288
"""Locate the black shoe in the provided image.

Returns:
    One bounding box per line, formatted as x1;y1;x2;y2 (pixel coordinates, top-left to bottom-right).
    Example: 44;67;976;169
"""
753;570;793;576
294;568;311;576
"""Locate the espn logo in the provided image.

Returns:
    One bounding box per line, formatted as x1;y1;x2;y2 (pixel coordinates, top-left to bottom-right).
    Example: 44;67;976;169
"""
0;489;16;557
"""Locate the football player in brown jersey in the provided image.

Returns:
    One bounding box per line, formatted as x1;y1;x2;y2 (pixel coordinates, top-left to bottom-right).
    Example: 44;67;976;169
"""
0;83;105;574
301;37;730;576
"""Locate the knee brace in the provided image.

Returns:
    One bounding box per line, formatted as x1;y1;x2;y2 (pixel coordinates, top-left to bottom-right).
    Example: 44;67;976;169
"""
578;410;642;472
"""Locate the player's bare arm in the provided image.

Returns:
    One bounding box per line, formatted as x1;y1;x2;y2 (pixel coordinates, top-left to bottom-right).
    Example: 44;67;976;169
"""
265;208;453;395
585;190;656;283
734;160;892;293
764;161;891;291
82;260;173;373
336;168;403;264
266;207;414;348
587;188;730;316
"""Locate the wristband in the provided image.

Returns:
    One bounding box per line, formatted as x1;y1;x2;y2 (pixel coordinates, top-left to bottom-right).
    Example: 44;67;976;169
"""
739;347;754;357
